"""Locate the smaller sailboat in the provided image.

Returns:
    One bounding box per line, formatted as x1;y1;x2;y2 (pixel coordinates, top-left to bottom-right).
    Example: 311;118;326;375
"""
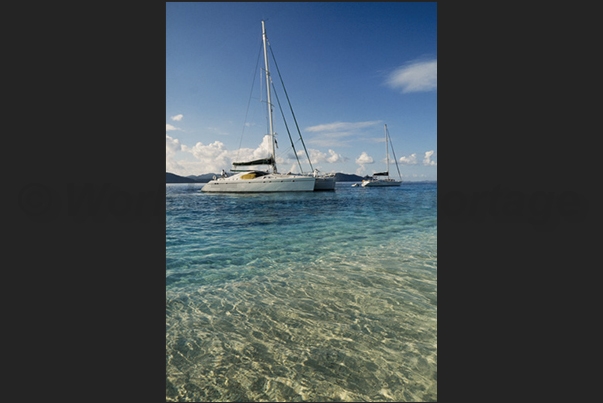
361;124;402;187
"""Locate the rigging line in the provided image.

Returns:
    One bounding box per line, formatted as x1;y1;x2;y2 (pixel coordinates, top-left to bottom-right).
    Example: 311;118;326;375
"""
271;79;304;174
236;41;264;163
267;42;314;172
387;127;402;179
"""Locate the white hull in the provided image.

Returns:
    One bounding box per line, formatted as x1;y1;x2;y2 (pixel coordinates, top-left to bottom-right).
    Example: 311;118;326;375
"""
361;179;401;187
314;176;336;191
201;171;315;193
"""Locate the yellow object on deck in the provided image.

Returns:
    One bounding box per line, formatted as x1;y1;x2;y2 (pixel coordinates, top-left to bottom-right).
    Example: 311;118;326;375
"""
239;173;257;180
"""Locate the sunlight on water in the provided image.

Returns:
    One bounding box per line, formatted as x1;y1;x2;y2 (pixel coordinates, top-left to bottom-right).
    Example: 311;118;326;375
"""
166;182;437;401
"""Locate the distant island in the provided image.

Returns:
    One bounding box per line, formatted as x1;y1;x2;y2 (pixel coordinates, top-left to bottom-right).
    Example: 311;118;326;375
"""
166;173;200;183
332;173;366;182
166;172;366;183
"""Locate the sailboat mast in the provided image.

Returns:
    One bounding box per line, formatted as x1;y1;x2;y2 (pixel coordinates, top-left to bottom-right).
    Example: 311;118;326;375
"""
262;21;277;173
385;124;390;180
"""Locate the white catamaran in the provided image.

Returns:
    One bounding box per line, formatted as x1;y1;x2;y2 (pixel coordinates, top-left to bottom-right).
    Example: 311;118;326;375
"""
361;124;402;187
202;21;315;193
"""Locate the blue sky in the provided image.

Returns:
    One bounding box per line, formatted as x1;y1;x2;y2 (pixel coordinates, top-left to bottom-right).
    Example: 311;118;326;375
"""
166;2;437;180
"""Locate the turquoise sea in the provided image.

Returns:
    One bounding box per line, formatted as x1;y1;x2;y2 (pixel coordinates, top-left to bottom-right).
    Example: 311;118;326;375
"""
166;182;437;402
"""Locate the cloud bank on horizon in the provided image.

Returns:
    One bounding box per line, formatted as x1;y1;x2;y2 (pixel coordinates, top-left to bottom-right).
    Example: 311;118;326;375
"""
166;117;436;177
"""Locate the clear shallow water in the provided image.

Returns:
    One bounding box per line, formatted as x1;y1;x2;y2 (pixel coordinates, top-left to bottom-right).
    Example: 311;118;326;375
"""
166;182;437;402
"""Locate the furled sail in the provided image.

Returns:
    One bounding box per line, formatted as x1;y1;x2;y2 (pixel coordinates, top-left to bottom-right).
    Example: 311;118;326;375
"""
232;157;275;166
374;171;389;176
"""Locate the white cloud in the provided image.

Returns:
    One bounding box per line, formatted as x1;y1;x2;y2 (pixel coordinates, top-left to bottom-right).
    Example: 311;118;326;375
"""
166;133;348;176
355;165;368;176
397;151;436;166
166;134;230;175
183;140;226;160
177;141;230;175
306;136;350;148
387;59;437;93
177;135;274;174
327;149;345;163
166;135;182;156
252;135;274;160
166;159;185;173
423;150;437;166
302;149;326;164
170;114;183;121
304;120;382;147
305;121;381;132
166;123;180;131
166;135;185;173
399;153;418;165
299;148;343;164
355;152;374;165
286;163;299;174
